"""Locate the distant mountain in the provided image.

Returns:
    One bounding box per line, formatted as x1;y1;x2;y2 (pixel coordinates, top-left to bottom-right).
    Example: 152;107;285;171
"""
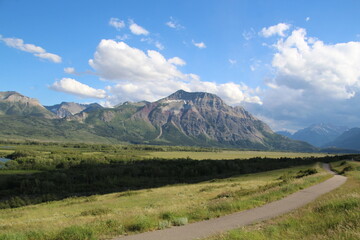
45;102;103;118
284;123;348;147
276;130;293;138
0;90;316;151
0;91;55;118
325;128;360;151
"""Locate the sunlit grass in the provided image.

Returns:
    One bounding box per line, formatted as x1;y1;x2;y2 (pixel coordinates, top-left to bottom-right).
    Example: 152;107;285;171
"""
0;163;330;240
203;161;360;240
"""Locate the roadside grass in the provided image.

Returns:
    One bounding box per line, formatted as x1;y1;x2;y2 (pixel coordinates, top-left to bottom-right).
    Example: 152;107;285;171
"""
203;160;360;240
0;163;330;240
146;151;330;160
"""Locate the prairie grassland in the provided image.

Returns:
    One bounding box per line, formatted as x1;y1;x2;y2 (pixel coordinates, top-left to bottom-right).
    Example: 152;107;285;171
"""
0;163;330;240
204;160;360;240
146;150;330;160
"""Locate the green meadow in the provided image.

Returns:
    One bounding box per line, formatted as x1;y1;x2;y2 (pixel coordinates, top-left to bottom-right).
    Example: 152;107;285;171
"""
203;160;360;240
0;141;354;240
0;163;331;240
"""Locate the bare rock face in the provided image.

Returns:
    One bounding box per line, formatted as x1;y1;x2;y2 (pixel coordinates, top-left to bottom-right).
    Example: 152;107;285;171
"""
0;91;55;118
45;102;103;118
135;90;273;146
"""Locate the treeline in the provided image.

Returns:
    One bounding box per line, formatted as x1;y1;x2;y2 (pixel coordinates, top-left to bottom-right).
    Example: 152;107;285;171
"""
0;154;352;209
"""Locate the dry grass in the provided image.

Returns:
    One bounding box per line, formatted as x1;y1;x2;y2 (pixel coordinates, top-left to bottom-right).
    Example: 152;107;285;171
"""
204;161;360;240
0;163;330;239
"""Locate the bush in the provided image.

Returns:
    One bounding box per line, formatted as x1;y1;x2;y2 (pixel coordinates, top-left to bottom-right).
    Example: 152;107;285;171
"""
125;215;153;232
172;217;188;226
158;220;171;229
296;168;318;178
56;226;95;240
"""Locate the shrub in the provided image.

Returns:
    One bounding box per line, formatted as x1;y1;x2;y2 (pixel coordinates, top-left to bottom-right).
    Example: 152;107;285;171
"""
296;168;318;178
56;226;95;240
172;217;188;226
158;220;171;229
125;216;153;232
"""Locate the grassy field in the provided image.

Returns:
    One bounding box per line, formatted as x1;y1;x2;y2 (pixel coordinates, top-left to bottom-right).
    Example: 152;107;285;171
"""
203;160;360;240
145;150;330;160
0;163;331;240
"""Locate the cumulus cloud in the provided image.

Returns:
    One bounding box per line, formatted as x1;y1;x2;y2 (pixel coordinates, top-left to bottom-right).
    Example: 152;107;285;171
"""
89;40;188;82
271;28;360;99
88;39;260;106
50;78;107;99
260;23;290;38
168;57;186;66
109;18;125;30
0;36;62;63
166;17;184;30
247;26;360;130
192;40;206;49
129;20;149;35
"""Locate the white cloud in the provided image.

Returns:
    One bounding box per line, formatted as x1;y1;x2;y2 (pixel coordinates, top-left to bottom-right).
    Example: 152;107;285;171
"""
64;67;76;74
271;28;360;99
192;40;206;49
88;39;261;106
260;23;291;38
109;18;125;30
306;17;310;22
229;59;237;65
166;17;184;30
141;38;164;50
168;57;186;66
129;20;149;35
89;40;186;82
246;26;360;130
50;78;107;99
0;36;62;63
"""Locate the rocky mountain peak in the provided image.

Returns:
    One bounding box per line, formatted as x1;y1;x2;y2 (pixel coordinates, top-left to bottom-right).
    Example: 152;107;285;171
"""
0;91;43;107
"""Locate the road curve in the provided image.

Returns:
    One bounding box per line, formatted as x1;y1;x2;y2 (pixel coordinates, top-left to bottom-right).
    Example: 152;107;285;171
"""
114;163;347;240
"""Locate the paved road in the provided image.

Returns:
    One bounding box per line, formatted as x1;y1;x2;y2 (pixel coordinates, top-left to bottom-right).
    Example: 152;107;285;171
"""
114;163;346;240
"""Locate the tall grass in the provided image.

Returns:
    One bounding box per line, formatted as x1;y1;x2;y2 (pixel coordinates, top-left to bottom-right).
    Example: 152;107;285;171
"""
0;163;331;240
204;161;360;240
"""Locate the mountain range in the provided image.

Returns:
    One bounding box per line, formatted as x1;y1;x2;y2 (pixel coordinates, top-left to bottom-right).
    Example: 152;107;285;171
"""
0;90;317;151
277;123;349;147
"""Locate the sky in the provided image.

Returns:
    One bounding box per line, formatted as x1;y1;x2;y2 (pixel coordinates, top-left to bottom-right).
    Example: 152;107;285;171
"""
1;0;360;132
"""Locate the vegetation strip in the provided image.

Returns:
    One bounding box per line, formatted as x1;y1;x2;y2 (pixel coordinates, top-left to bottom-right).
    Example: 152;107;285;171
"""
203;160;360;240
114;164;346;240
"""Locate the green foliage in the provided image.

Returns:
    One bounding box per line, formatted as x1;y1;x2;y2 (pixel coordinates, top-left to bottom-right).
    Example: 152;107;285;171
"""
0;152;351;209
56;226;95;240
295;168;318;178
125;215;154;232
203;161;360;240
172;217;188;226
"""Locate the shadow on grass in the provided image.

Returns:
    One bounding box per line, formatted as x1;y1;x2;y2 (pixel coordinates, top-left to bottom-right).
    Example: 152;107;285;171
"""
0;155;351;209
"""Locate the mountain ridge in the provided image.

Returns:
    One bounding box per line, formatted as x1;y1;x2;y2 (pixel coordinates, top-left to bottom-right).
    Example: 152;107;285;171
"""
0;90;316;151
277;123;348;147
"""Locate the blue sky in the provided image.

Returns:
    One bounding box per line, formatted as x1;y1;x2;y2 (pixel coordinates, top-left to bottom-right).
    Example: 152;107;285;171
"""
1;0;360;131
